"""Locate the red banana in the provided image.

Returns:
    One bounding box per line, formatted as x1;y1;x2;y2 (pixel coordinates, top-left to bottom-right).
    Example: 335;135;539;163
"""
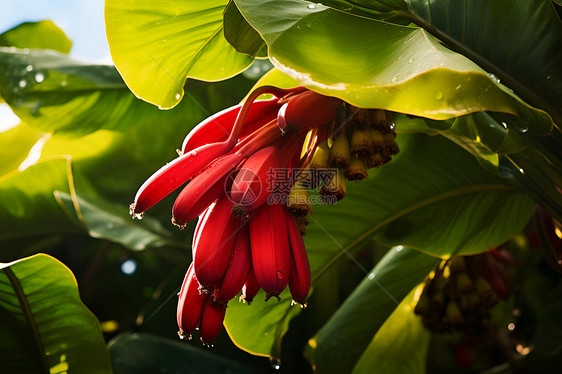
230;146;281;214
181;98;280;154
199;298;227;346
193;195;242;289
280;90;341;132
286;213;311;306
177;263;207;339
214;224;252;303
131;141;235;217
172;152;244;226
240;264;260;304
250;203;291;299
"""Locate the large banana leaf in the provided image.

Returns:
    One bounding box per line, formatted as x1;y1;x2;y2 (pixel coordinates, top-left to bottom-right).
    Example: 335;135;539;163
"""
234;0;552;133
320;0;562;126
0;254;111;373
0;47;204;136
105;0;253;109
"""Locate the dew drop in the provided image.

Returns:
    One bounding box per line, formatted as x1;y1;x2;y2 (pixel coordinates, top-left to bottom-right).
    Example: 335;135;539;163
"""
34;73;45;83
18;80;27;88
488;73;500;83
270;358;281;370
368;273;375;280
276;271;284;280
190;150;198;157
455;84;462;90
434;91;443;101
408;58;413;63
175;93;181;100
307;4;316;9
26;65;33;72
296;25;301;30
391;76;398;83
546;75;551;80
106;222;114;230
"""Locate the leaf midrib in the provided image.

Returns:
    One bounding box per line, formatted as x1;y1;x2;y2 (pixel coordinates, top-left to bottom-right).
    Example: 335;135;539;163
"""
311;182;520;282
3;267;49;373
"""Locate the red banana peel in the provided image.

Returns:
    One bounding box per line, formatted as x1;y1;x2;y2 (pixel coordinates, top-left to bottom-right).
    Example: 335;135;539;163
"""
240;264;260;304
181;98;280;154
230;146;281;214
286;213;311;306
250;203;291;299
193;195;242;289
214;224;252;303
280;90;341;132
172;152;244;226
199;298;227;346
177;263;207;338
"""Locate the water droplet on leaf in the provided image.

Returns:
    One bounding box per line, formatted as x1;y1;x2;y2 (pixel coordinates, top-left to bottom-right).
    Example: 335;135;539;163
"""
18;80;27;88
270;358;281;370
488;73;500;83
307;4;316;9
434;91;443;100
276;271;284;280
25;65;33;72
34;73;45;83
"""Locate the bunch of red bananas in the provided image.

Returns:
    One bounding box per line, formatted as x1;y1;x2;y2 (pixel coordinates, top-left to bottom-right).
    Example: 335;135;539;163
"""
129;85;399;345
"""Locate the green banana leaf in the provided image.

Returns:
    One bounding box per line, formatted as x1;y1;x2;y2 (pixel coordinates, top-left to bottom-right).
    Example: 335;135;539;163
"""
320;0;562;127
0;122;44;177
0;158;82;260
350;286;430;374
0;254;111;373
0;47;205;136
0;20;72;53
234;0;552;133
105;0;253;109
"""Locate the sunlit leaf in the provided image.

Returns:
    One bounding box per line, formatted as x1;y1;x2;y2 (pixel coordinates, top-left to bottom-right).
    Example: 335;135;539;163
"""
351;286;430;374
319;0;562;128
224;289;300;359
105;0;253;109
0;123;44;177
235;0;552;132
0;47;199;136
0;158;80;255
0;254;111;373
0;21;72;53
